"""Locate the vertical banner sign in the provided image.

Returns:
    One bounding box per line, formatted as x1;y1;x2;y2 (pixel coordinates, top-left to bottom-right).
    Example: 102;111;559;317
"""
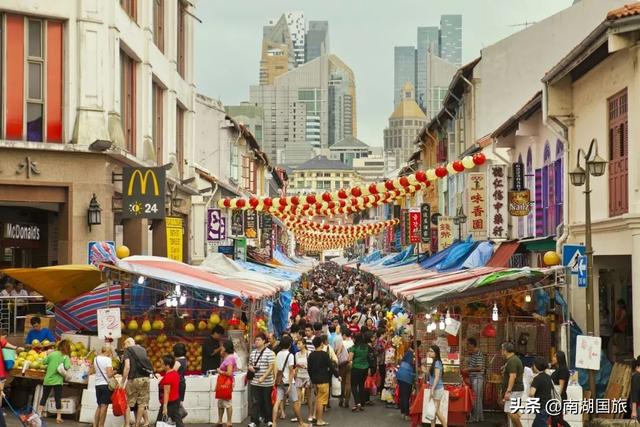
122;167;166;219
468;173;487;233
409;208;421;244
234;237;247;262
259;213;273;258
489;164;508;239
231;210;244;237
509;162;531;217
244;210;257;239
431;227;438;253
400;209;408;246
206;209;226;241
420;203;431;244
165;217;183;262
385;226;394;252
437;216;454;251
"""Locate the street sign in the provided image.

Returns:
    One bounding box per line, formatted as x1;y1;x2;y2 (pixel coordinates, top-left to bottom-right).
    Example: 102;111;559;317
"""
577;255;588;288
562;244;585;275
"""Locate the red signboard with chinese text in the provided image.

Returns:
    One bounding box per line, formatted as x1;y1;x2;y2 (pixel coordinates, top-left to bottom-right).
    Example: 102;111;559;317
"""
409;208;421;244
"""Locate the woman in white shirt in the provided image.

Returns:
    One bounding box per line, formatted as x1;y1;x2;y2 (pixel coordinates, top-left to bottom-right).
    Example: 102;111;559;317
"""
294;338;311;422
92;346;115;427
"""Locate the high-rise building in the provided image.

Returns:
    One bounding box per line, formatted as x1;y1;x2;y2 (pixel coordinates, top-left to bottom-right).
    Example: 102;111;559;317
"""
439;15;462;65
416;27;440;110
225;102;265;144
424;52;458;120
285;12;306;66
250;55;357;167
393;47;416;108
260;15;296;85
328;136;370;167
384;82;427;168
305;21;329;62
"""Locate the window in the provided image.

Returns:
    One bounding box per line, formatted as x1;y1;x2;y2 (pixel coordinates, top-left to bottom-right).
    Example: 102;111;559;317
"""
249;159;256;193
177;0;186;77
152;82;164;164
26;20;43;141
120;50;136;154
526;148;534;237
555;141;564;228
176;105;185;178
241;155;250;190
152;0;164;52
120;0;137;20
316;180;331;190
230;144;239;182
608;89;628;217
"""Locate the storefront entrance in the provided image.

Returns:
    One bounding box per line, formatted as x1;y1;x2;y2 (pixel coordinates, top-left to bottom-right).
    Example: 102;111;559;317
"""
597;255;632;362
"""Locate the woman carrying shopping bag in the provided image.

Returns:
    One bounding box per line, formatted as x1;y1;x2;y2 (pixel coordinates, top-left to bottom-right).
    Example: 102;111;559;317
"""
157;355;183;427
215;341;237;427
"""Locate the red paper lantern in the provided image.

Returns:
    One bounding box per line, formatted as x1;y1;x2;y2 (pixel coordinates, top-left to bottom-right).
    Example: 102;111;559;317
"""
232;297;243;307
263;197;272;208
339;200;346;208
368;183;378;194
399;176;410;187
435;166;448;178
473;153;487;165
236;199;246;208
279;198;287;207
351;187;362;197
338;189;348;199
415;170;427;182
385;180;395;191
306;194;316;204
328;201;335;210
278;205;286;212
323;223;330;230
249;197;259;208
223;198;231;208
291;196;300;205
315;202;322;210
452;160;465;172
322;192;332;203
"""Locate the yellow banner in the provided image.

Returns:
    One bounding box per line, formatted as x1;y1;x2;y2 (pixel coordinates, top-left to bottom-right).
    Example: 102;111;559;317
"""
166;217;183;262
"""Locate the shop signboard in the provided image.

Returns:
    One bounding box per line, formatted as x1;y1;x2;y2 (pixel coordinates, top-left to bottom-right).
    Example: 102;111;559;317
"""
122;167;166;219
409;208;421;244
467;173;486;233
259;213;273;230
437;216;454;251
165;217;183;262
508;190;531;216
206;209;226;241
217;245;234;256
400;209;410;246
244;210;257;239
230;210;244;237
420;204;431;244
431;227;438;253
2;223;41;241
97;307;122;340
234;237;247;262
512;162;525;191
488;164;508;239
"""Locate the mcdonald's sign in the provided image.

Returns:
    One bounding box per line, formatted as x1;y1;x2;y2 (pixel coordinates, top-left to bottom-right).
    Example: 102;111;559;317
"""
122;167;166;219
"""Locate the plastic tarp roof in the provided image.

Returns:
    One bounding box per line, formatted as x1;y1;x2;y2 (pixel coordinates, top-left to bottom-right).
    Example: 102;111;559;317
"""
436;241;479;271
1;265;104;303
199;253;292;293
235;260;301;282
383;245;415;266
106;256;273;298
363;250;382;264
392;266;503;299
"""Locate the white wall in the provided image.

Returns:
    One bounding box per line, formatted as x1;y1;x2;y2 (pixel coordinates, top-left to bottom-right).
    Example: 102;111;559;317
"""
474;0;629;140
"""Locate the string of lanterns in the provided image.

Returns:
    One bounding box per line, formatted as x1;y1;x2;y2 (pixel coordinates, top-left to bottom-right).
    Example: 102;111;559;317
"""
292;219;400;250
218;154;487;217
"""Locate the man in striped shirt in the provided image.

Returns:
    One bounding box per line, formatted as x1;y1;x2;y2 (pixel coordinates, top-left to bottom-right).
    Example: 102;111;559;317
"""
248;333;276;427
466;337;486;423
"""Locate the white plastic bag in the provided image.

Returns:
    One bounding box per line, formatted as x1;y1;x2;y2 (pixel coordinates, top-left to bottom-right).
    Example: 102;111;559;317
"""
424;398;436;421
331;375;341;397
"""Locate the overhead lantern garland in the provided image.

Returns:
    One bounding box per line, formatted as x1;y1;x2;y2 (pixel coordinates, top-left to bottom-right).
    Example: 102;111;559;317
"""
217;154;486;217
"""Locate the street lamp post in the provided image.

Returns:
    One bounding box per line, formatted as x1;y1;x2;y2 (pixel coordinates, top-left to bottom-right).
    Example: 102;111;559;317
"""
453;206;467;240
568;138;607;401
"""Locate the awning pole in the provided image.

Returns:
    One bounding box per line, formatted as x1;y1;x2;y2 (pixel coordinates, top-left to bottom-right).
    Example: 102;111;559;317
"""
413;300;420;377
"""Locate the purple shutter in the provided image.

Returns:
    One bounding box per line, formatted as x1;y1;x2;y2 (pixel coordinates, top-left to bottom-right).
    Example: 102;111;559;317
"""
535;169;544;237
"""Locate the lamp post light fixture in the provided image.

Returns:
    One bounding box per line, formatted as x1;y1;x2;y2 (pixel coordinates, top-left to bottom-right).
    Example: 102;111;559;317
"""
87;194;102;231
453;206;467;240
570;137;606;402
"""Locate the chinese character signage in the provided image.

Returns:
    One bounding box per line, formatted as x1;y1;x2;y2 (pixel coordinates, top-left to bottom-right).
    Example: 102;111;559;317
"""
230;210;244;236
385;226;394;252
512;162;525;191
409;208;421;244
122;167;166;219
244;210;257;239
259;212;273;230
207;209;226;241
467;173;486;233
400;209;407;246
420;203;431;243
165;217;183;262
508;190;531;216
259;213;273;259
437;216;454;251
489;164;509;239
403;209;411;245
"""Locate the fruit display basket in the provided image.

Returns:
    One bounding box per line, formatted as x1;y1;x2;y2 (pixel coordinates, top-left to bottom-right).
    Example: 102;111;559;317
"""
11;368;45;380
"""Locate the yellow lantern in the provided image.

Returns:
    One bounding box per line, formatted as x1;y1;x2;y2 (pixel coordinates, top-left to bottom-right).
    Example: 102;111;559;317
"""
543;251;561;266
116;245;130;259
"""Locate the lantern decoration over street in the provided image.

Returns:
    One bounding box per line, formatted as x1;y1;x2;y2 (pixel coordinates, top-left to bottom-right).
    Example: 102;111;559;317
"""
87;194;102;231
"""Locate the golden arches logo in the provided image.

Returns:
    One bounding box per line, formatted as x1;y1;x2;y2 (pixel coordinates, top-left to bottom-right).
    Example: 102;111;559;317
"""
127;169;160;196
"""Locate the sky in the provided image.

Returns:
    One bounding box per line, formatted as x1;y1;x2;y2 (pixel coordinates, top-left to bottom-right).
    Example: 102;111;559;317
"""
195;0;573;148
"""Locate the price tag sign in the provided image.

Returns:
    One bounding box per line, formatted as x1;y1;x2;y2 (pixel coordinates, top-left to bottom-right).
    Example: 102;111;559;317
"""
97;308;122;339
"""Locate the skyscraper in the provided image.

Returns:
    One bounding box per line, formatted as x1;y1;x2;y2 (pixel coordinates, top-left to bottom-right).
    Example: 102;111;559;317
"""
416;27;440;111
393;47;416;107
250;55;356;167
384;82;427;169
285;12;306;66
305;21;329;62
439;15;462;65
260;15;296;85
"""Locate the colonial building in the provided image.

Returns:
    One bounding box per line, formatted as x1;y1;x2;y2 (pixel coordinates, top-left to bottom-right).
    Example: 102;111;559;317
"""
0;0;197;265
288;155;361;194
